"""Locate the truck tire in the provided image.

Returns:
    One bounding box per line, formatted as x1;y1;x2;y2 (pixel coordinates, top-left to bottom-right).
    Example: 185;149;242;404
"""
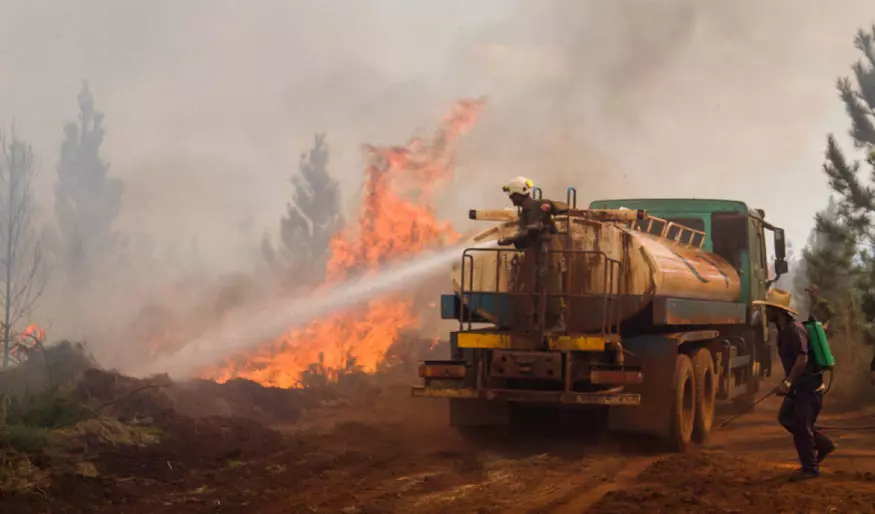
669;354;696;451
692;349;716;443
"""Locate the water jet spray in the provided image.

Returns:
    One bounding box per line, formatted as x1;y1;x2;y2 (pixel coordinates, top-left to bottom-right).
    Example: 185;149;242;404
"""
137;239;499;380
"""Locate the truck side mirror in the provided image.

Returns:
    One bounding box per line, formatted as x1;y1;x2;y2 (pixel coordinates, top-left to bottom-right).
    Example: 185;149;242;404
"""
774;228;786;261
774;259;789;276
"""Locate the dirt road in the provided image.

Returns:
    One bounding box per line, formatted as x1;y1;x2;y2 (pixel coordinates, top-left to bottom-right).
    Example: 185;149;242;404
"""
258;390;875;514
3;372;875;514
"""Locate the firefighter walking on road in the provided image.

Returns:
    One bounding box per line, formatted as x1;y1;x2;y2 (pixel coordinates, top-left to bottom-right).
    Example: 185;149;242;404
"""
753;288;837;482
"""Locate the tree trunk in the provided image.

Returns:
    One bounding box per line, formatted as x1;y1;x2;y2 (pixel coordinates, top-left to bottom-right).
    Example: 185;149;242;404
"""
3;144;16;369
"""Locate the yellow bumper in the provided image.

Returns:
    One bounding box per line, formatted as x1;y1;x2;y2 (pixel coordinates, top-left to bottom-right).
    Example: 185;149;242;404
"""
456;332;607;351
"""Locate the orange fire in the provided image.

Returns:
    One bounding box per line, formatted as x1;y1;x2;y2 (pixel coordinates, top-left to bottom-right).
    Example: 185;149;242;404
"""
19;324;46;344
209;99;485;388
8;324;47;364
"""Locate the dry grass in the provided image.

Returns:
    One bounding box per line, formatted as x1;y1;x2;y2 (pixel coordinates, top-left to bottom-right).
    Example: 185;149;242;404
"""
0;342;163;495
55;416;162;447
823;334;874;410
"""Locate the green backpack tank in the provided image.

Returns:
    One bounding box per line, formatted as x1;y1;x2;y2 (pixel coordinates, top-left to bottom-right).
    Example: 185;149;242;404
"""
802;320;836;370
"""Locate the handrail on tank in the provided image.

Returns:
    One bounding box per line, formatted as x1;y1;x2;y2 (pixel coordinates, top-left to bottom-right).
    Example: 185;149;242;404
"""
630;214;706;249
457;246;623;340
566;187;577;209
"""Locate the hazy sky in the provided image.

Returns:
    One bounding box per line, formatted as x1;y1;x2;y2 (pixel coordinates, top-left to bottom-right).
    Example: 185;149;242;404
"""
0;0;874;348
1;1;872;248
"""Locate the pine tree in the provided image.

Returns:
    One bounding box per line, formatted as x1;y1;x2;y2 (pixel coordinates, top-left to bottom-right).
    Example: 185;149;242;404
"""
842;26;875;149
811;27;875;277
803;199;858;299
806;25;875;363
263;133;343;287
53;82;124;286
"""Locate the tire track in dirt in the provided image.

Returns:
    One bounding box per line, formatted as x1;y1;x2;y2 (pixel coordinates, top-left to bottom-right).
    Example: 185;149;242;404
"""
386;449;635;514
546;455;664;514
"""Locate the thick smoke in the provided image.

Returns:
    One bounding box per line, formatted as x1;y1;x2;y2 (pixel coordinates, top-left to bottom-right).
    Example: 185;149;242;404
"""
0;0;873;371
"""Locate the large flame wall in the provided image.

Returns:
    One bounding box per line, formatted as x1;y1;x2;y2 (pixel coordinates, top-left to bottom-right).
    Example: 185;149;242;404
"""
207;99;485;388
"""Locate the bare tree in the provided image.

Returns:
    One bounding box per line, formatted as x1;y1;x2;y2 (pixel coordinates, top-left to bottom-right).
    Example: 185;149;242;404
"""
0;127;46;369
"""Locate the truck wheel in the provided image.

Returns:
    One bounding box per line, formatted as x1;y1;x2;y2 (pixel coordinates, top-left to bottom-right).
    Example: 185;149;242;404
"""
669;354;696;451
692;349;716;443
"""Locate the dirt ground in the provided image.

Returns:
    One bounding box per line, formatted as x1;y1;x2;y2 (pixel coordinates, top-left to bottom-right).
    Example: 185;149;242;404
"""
2;370;875;514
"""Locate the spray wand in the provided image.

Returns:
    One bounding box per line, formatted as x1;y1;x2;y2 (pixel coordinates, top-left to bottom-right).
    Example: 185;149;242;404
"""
718;371;875;431
717;390;777;430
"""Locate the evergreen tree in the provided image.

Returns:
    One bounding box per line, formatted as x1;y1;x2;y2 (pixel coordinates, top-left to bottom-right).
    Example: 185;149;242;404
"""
821;27;875;230
802;199;858;300
53;82;124;285
841;26;875;149
805;25;875;351
263;133;343;287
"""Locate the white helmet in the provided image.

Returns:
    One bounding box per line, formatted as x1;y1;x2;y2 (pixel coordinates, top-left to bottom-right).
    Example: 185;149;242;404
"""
502;176;534;197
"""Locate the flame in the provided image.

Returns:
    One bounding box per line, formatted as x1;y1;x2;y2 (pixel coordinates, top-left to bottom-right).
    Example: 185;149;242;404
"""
19;324;46;343
9;323;46;363
208;99;485;387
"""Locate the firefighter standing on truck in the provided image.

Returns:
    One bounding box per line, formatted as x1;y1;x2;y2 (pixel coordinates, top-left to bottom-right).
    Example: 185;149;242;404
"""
754;288;836;482
496;176;567;333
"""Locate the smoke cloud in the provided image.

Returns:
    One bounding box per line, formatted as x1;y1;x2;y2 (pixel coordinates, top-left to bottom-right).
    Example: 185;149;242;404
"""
0;0;873;371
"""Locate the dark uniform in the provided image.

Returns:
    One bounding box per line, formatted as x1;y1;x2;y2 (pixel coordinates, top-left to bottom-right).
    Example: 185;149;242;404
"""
503;197;564;249
776;321;835;474
500;197;568;333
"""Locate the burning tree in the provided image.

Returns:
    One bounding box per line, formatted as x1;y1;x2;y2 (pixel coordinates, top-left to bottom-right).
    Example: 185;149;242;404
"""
262;133;343;289
210;99;485;387
53;82;124;287
0;128;45;369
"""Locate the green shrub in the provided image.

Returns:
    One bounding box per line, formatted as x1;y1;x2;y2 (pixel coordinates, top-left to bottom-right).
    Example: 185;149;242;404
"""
0;424;51;453
5;388;89;429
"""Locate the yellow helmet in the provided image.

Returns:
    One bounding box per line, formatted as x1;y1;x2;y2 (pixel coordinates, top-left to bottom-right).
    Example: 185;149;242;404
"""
502;176;534;197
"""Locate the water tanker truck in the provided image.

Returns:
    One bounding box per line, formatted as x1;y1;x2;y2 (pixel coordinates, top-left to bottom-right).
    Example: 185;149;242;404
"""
412;189;788;449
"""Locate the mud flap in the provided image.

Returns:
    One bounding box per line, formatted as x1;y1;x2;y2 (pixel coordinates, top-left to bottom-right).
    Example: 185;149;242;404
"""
450;398;509;427
608;335;677;437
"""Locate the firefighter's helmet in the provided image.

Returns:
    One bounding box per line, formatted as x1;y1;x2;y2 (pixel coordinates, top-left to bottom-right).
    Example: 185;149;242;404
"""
502;176;534;197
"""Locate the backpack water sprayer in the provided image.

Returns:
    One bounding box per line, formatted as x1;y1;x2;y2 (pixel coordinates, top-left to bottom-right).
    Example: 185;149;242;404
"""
803;320;836;370
720;320;837;429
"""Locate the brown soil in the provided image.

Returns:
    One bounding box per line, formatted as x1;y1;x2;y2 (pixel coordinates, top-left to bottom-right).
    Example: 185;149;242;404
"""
2;370;875;514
